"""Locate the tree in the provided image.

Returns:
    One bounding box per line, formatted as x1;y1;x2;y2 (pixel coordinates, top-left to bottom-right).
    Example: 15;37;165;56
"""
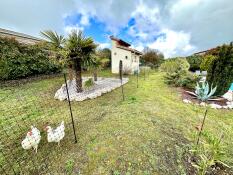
40;30;65;49
141;47;164;68
40;30;72;78
65;30;97;92
89;56;108;81
186;55;203;71
96;48;111;67
207;43;233;95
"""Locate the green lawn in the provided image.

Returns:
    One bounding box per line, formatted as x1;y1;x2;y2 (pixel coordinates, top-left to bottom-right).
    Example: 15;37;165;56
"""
0;70;233;174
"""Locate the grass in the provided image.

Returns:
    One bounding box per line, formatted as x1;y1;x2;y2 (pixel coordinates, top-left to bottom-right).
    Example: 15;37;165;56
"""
0;70;233;174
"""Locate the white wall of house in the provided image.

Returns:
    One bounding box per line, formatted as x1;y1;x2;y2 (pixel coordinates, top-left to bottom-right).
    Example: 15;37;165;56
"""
111;40;140;74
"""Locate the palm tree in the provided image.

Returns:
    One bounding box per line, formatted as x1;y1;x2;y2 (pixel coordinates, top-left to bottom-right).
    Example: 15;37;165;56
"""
89;56;103;81
65;30;97;92
40;30;65;49
40;30;75;80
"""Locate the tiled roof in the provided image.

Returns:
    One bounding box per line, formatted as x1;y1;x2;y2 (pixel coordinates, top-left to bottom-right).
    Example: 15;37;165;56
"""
116;45;143;55
110;36;131;47
110;36;142;55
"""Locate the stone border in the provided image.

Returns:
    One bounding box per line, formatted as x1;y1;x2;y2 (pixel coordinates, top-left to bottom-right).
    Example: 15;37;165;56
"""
183;99;233;109
54;77;128;101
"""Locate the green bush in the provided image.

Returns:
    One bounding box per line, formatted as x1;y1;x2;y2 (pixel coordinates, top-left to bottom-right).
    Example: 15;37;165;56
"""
186;55;203;71
207;43;233;95
0;37;61;80
159;58;190;73
200;55;217;71
160;58;199;89
164;70;199;89
84;78;94;89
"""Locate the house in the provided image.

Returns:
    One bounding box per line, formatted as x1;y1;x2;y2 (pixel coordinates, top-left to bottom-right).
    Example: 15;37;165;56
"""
110;36;142;74
0;28;42;45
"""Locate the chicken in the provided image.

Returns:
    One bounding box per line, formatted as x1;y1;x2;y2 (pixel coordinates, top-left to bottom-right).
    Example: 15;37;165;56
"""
21;126;41;153
45;121;65;145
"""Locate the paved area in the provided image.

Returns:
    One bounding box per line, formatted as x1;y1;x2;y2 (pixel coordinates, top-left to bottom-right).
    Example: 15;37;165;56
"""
54;77;128;101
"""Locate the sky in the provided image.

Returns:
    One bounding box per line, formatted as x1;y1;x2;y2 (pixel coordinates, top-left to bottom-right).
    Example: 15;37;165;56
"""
0;0;233;58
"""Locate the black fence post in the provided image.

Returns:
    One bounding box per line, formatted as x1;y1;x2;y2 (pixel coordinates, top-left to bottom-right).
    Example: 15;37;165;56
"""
119;60;125;101
64;74;78;143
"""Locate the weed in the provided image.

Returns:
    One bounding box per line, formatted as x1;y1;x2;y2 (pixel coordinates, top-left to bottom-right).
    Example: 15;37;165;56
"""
65;159;75;175
84;78;94;89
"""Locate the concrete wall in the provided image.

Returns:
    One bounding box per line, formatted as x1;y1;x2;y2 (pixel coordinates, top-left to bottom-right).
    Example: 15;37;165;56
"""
111;40;140;74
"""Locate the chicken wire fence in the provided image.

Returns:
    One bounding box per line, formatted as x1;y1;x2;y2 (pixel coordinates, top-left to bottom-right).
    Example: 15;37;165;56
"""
0;69;146;174
0;74;79;174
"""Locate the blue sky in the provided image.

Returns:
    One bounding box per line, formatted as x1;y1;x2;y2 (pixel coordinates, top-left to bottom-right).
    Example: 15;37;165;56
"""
0;0;233;58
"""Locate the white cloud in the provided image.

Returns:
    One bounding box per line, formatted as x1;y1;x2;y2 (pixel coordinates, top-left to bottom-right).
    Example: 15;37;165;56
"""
132;44;144;52
97;42;110;49
168;0;233;51
1;0;232;57
80;15;90;26
64;24;84;35
72;0;139;33
128;1;161;41
0;0;74;37
148;29;195;58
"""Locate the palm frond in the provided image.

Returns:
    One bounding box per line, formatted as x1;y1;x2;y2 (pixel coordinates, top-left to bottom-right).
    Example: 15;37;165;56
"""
40;30;65;48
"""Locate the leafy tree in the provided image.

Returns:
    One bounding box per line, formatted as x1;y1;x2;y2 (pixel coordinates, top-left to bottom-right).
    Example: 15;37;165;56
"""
207;43;233;95
96;48;111;67
186;55;203;71
141;47;164;68
65;30;97;92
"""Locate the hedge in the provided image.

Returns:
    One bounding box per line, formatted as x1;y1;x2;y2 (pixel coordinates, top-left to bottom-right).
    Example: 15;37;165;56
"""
0;37;61;80
207;43;233;95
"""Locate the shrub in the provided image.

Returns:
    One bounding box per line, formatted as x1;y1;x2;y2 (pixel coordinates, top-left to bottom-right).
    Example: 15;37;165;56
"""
84;78;94;89
161;58;199;89
159;58;190;73
207;43;233;95
186;55;203;71
0;37;61;80
200;55;217;71
165;71;199;89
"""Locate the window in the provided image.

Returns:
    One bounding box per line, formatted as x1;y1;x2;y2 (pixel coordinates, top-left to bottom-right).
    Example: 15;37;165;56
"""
125;56;128;59
114;52;117;55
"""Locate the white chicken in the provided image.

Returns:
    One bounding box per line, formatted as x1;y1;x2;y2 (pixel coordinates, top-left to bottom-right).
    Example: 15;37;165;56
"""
21;126;41;153
45;121;65;145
